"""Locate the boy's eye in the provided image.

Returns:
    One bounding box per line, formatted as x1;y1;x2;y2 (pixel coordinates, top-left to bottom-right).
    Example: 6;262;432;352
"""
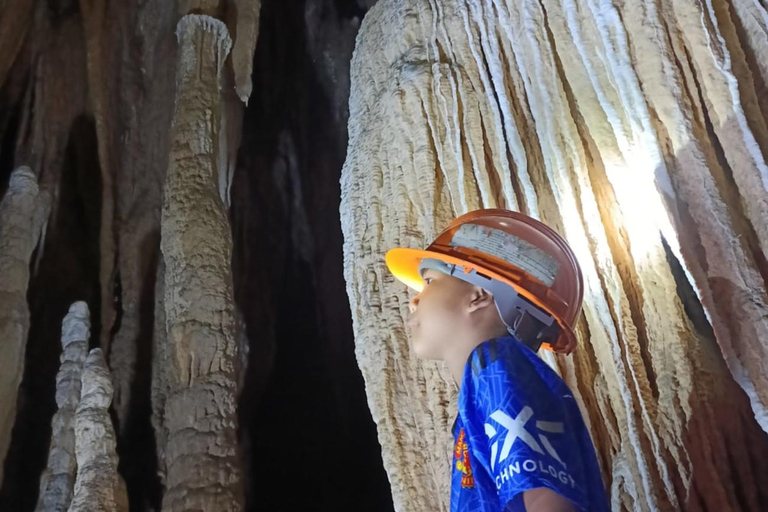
424;278;433;285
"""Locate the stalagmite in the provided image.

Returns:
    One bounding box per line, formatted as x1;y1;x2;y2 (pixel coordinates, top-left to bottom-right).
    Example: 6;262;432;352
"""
0;166;50;481
67;348;127;512
34;302;90;512
159;14;242;512
341;1;768;511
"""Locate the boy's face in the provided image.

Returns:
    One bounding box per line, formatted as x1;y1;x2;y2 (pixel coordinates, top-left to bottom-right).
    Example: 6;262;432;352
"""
407;269;475;360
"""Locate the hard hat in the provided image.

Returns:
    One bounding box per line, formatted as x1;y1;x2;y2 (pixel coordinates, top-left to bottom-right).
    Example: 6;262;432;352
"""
386;209;584;353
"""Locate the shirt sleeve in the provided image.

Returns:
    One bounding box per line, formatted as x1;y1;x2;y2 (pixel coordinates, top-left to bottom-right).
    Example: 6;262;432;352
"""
459;340;591;511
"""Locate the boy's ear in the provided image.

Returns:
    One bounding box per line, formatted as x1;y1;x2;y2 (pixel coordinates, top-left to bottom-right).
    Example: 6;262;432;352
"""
467;286;495;312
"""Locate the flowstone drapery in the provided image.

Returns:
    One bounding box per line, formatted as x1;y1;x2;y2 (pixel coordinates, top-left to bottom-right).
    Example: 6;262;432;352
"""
340;1;768;511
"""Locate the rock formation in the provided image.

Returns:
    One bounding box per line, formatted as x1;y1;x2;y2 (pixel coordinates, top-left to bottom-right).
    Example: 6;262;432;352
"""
68;348;127;512
0;166;50;483
34;302;90;512
158;14;242;512
340;1;768;511
0;2;388;511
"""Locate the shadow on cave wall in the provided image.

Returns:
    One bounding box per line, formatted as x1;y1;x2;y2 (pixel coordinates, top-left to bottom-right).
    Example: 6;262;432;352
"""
232;1;393;511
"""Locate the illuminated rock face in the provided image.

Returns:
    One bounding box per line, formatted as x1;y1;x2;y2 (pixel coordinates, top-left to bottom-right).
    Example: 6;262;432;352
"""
341;1;768;511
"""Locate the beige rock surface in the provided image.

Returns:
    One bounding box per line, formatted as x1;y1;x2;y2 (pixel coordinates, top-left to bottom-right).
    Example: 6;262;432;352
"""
68;348;128;512
35;302;90;512
0;166;50;482
341;1;768;511
158;14;242;512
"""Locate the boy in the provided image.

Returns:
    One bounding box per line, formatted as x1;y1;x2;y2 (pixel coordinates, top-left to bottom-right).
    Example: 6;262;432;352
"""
386;209;609;512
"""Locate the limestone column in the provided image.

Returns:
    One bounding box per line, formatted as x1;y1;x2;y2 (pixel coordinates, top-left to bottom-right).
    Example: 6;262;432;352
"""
35;302;90;512
159;14;242;512
0;166;50;480
67;348;128;512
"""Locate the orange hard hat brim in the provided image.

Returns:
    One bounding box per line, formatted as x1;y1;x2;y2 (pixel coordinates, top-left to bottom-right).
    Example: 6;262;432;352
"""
386;247;446;293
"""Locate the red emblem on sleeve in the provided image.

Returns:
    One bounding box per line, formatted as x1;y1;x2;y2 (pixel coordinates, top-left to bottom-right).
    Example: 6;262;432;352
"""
454;428;475;488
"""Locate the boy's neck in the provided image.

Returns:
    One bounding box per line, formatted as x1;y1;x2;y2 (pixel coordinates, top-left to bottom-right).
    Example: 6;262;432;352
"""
445;327;509;385
446;344;478;386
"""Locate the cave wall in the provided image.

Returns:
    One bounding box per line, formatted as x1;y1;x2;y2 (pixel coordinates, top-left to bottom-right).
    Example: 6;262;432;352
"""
340;1;768;511
2;0;768;511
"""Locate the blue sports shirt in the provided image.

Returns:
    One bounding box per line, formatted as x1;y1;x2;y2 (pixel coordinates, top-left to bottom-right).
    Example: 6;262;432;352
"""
451;337;609;512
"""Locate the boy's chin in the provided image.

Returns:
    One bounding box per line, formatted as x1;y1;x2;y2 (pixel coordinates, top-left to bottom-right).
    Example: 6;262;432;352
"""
410;338;444;361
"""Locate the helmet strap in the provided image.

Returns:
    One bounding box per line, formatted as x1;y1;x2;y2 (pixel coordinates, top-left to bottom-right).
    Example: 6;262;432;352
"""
418;258;561;352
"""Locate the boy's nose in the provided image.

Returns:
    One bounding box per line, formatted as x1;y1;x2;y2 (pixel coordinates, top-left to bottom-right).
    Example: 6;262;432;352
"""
409;294;420;313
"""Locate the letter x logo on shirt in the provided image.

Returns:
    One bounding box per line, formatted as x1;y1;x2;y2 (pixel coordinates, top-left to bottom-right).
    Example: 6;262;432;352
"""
484;406;566;470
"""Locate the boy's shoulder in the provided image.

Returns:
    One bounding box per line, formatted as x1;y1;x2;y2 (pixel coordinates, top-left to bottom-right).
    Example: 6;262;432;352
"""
459;337;575;422
466;337;565;387
458;339;607;512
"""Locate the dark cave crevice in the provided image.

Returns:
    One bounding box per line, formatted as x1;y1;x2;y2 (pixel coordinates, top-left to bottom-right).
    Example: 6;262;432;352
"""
0;102;20;200
232;1;393;511
115;230;163;512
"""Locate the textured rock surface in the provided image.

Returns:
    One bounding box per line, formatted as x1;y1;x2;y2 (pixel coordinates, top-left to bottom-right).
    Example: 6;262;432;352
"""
341;1;768;511
0;2;389;511
0;167;49;483
34;302;90;512
68;348;127;512
158;14;242;512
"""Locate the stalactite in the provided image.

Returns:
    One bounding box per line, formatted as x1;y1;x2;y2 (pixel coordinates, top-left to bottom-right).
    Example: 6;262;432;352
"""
35;302;90;512
67;348;128;512
0;166;50;482
340;1;768;511
231;0;261;104
159;14;242;512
